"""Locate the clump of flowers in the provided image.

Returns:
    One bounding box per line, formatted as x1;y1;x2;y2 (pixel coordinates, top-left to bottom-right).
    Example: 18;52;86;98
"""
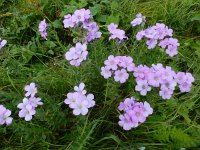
17;83;43;121
64;83;95;116
136;23;179;57
118;97;153;130
101;55;135;83
63;8;101;43
38;19;48;40
107;23;128;43
65;42;88;67
133;63;195;99
0;39;7;50
0;105;13;126
131;13;146;27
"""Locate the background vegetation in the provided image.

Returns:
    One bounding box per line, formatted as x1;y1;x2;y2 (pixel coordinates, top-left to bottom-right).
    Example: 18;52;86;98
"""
0;0;200;149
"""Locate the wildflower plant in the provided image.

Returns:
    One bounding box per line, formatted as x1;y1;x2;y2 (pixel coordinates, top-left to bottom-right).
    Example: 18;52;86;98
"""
64;83;95;116
17;83;43;121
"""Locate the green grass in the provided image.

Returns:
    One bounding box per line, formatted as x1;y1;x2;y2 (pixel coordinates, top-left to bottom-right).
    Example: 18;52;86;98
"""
0;0;200;149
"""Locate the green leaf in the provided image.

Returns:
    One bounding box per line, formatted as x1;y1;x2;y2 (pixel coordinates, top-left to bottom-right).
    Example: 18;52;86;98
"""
191;14;200;21
52;20;62;28
89;4;101;16
106;15;119;24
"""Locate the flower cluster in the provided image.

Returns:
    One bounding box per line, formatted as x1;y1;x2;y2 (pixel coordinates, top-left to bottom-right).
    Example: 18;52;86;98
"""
17;83;43;121
63;8;101;43
0;105;13;126
136;23;179;57
39;19;48;40
0;39;7;49
118;97;153;130
131;13;146;27
133;63;195;99
64;83;95;116
65;43;88;66
101;55;135;83
108;23;128;43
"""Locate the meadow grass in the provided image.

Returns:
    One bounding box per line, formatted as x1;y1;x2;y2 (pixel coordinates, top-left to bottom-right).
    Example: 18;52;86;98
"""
0;0;200;149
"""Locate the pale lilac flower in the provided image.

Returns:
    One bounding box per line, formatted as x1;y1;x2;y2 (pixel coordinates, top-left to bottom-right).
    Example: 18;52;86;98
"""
18;83;43;121
86;94;95;108
101;67;112;79
39;19;48;40
24;82;37;97
65;43;88;67
0;105;13;126
108;23;128;42
108;23;118;32
131;13;146;27
0;39;7;49
19;104;36;121
118;113;134;130
74;82;87;94
70;99;89;115
142;101;153;117
114;69;129;83
179;82;192;92
64;83;95;116
135;80;151;96
159;87;173;100
118;97;135;112
104;55;118;70
118;97;153;130
136;30;145;40
63;14;75;28
146;39;157;49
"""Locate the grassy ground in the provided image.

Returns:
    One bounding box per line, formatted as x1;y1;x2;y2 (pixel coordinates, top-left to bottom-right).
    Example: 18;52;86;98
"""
0;0;200;149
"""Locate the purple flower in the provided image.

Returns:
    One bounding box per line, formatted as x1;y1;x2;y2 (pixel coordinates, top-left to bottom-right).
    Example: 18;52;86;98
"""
108;23;128;42
146;39;157;49
0;105;13;126
24;82;37;97
39;19;48;40
131;13;146;27
65;43;88;67
135;80;151;96
114;69;129;83
118;97;153;130
142;101;153;117
70;99;89;115
101;66;112;79
159;87;173;100
118;113;134;130
104;55;119;70
0;39;7;49
74;82;87;95
64;83;95;116
19;104;36;121
18;83;43;121
63;14;75;28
